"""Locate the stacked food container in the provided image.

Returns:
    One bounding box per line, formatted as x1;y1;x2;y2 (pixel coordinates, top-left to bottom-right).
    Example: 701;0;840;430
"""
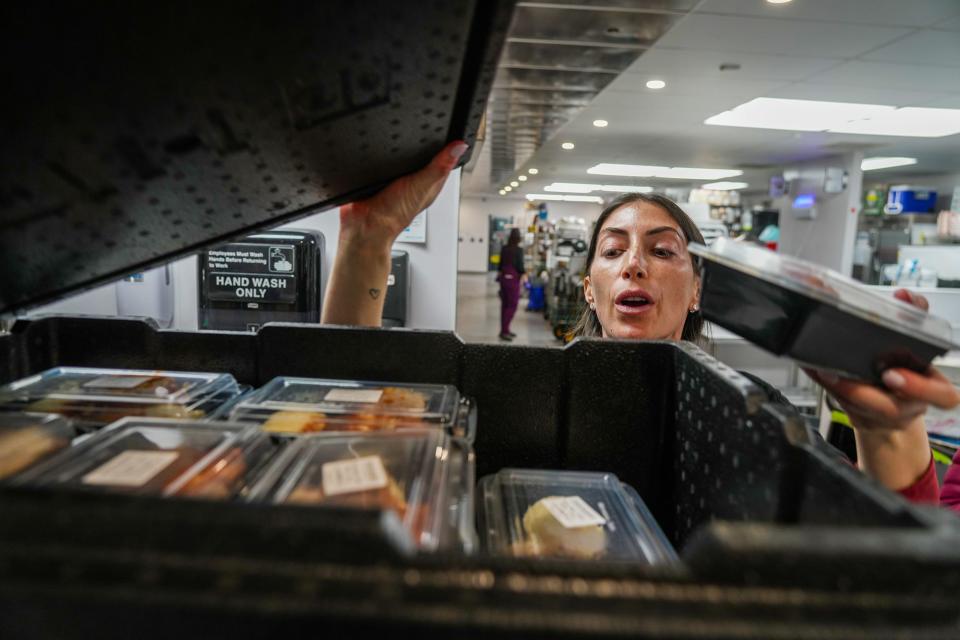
0;367;245;429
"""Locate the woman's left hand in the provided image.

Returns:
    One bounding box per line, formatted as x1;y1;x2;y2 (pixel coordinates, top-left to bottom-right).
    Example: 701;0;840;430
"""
804;289;960;491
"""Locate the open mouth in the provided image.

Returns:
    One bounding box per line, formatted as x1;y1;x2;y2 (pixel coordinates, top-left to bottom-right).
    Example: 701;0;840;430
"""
614;290;654;314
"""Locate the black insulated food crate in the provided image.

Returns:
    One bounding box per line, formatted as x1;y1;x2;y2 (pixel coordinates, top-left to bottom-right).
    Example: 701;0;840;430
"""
0;316;959;639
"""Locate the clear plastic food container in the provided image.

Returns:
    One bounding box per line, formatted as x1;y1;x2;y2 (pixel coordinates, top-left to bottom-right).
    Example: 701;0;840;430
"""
20;417;272;499
0;367;243;428
247;429;450;550
690;238;957;381
479;469;677;563
0;412;76;481
230;377;474;442
440;438;478;553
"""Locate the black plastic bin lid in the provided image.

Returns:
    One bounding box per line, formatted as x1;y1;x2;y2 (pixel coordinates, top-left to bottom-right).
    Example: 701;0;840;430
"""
0;0;513;315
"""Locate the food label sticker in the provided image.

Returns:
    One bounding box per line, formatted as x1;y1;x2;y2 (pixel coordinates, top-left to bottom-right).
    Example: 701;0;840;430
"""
324;388;383;404
82;450;179;487
83;375;154;390
322;455;388;497
542;496;606;529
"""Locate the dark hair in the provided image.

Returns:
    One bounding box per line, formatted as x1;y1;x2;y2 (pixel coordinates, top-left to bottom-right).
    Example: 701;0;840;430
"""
571;193;706;343
507;227;522;247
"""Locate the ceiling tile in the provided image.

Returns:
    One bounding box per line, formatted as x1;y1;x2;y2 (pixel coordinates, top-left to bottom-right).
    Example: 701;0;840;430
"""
696;0;960;28
621;47;838;81
861;30;960;65
808;60;960;93
656;14;910;58
767;83;953;107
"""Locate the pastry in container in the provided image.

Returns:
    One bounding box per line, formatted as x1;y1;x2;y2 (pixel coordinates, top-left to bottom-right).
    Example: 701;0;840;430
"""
0;412;76;481
247;429;450;550
0;367;243;429
689;238;958;382
478;469;677;563
230;377;475;443
18;417;275;499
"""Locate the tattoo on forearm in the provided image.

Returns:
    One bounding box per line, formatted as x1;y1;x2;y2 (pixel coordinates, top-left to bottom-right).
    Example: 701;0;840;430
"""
368;288;381;300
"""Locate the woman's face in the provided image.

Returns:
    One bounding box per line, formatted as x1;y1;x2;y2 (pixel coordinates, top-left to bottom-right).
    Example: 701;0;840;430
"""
583;202;700;341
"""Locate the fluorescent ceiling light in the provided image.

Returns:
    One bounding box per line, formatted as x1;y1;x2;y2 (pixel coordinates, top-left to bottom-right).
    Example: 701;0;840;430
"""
701;181;749;190
561;142;576;150
600;185;653;193
861;157;917;171
705;98;893;132
544;183;655;194
587;163;742;180
706;98;960;137
527;194;603;204
830;108;960;137
646;80;666;89
528;168;539;174
518;175;528;182
544;182;602;193
587;164;668;177
593;119;609;128
767;0;792;4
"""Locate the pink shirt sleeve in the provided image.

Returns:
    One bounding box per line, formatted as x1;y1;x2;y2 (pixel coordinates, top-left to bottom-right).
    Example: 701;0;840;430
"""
939;451;960;511
896;454;940;505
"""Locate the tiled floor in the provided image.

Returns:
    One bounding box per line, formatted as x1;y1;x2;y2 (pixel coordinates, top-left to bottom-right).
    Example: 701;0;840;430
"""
456;272;561;347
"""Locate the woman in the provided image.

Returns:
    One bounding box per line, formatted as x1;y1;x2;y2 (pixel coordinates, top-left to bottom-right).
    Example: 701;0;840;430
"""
497;228;526;341
322;141;960;505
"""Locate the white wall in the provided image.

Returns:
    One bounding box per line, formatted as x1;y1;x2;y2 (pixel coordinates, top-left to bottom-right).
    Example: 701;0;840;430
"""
777;153;863;274
25;282;119;318
458;196;603;272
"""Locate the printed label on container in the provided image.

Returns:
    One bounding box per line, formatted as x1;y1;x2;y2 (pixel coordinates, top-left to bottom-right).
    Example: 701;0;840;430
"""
324;388;383;404
82;450;180;487
542;496;606;529
322;455;388;497
83;375;155;390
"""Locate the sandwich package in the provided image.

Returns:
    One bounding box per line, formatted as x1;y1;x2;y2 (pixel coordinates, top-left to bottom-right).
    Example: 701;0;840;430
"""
478;468;677;563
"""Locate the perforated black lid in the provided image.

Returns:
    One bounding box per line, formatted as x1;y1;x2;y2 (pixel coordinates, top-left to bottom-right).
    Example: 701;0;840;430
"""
0;0;512;314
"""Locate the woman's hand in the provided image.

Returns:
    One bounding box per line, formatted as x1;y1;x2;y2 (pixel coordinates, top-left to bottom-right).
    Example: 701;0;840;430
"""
805;289;960;491
321;141;467;326
338;141;468;251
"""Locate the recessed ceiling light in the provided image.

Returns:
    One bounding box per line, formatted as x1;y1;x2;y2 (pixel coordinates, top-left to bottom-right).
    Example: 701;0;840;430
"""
593;119;609;128
504;186;512;192
499;190;506;195
518;175;528;182
701;181;749;191
766;0;793;4
510;181;519;187
705;98;960;137
561;142;576;150
861;157;918;171
646;80;666;90
544;182;602;193
528;168;539;174
527;194;603;204
587;163;742;180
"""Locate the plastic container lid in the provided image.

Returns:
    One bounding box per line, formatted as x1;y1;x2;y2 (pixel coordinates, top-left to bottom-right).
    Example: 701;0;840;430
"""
0;367;243;426
479;469;677;563
247;429;450;550
689;238;955;349
0;412;76;481
20;417;267;498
